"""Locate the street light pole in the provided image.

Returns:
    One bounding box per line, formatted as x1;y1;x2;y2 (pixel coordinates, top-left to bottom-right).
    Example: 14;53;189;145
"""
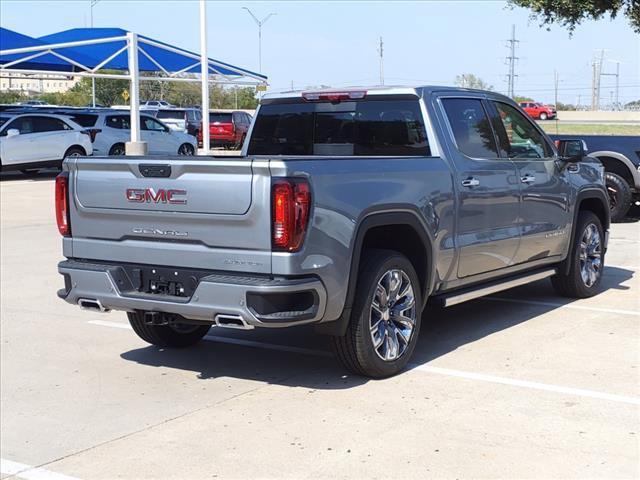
242;7;276;73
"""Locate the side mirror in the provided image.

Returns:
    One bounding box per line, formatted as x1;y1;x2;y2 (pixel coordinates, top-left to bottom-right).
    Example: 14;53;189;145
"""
6;129;20;137
556;139;587;162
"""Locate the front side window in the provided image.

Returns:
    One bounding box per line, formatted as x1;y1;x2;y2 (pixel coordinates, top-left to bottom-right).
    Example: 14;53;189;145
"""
492;102;553;159
441;98;498;158
248;99;430;156
142;117;167;132
3;116;36;135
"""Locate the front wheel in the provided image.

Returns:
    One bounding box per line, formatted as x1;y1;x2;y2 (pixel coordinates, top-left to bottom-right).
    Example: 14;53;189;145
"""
127;311;211;348
331;250;422;378
551;211;604;298
109;143;126;156
539;112;548;120
178;143;195;155
605;172;632;222
64;146;85;159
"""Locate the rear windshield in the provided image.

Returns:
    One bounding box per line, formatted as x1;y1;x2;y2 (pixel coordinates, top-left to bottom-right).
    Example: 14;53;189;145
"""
157;109;186;119
247;99;430;156
68;114;98;127
209;113;233;123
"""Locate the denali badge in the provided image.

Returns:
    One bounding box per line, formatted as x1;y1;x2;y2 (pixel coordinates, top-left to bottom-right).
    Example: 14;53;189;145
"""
132;228;188;237
126;188;187;205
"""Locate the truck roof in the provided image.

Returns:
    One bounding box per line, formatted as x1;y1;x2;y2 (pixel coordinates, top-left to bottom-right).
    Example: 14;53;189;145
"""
262;85;514;103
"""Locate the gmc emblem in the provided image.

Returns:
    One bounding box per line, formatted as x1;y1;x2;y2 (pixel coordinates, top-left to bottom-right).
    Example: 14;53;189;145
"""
126;188;187;205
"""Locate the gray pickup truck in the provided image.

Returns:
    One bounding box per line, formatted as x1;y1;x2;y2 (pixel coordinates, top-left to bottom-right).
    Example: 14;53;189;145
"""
57;86;609;377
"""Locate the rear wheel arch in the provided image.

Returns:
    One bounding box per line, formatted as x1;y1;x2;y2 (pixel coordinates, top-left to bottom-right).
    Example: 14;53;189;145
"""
591;151;638;189
317;208;435;336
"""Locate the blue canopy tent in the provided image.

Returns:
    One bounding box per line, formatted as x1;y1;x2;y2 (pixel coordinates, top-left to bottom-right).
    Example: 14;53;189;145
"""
0;26;267;153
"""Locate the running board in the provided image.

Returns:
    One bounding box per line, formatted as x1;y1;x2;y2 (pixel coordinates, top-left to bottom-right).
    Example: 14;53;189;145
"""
435;268;557;307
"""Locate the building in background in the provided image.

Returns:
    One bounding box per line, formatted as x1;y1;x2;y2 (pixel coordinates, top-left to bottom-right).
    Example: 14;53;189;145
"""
0;72;79;94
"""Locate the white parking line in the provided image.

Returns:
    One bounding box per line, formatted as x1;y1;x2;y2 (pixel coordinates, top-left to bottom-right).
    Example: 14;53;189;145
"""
90;319;640;405
0;459;80;480
409;365;640;406
484;297;640;316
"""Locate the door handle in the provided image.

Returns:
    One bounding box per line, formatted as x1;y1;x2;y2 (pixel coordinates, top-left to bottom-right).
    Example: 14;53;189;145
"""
461;177;480;188
521;174;536;184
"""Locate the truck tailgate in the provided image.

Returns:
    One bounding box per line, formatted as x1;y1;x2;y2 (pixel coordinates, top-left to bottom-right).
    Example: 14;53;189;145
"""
66;156;273;274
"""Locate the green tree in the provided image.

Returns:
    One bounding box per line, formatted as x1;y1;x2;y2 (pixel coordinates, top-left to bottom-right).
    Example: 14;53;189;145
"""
454;74;493;91
0;90;25;104
71;72;129;106
514;95;535;103
509;0;640;33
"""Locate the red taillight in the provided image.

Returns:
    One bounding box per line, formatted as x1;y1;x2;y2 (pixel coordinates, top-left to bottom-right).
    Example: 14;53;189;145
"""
302;90;366;103
272;179;311;252
55;172;70;236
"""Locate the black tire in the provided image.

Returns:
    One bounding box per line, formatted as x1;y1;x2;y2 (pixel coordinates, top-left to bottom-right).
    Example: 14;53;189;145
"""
178;143;195;155
539;112;548;120
64;146;85;159
127;311;211;348
605;172;632;222
331;249;423;378
551;211;604;298
109;143;126;156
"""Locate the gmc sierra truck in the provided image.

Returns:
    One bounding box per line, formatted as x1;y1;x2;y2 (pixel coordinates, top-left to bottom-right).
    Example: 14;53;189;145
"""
57;86;610;378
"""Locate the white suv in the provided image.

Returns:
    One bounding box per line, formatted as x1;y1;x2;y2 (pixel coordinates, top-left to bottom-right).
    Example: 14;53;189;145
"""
65;111;196;156
0;113;92;173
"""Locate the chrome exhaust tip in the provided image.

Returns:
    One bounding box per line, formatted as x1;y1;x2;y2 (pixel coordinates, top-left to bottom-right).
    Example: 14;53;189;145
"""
78;298;109;312
214;314;254;330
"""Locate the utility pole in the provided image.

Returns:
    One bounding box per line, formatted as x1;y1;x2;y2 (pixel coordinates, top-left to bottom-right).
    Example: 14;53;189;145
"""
505;25;519;98
591;49;606;110
242;7;276;74
378;37;384;86
602;60;621;110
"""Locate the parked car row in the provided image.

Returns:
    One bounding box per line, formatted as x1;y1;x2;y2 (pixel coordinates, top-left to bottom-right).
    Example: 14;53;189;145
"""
0;106;197;174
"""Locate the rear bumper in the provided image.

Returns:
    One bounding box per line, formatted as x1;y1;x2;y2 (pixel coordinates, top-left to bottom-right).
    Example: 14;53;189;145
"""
58;260;327;328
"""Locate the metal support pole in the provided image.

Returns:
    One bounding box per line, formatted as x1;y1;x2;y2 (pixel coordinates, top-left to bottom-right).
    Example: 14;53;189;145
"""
199;0;210;155
125;31;147;155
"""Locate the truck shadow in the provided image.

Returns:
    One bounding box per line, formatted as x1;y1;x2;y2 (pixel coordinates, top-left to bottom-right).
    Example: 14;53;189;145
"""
120;266;634;389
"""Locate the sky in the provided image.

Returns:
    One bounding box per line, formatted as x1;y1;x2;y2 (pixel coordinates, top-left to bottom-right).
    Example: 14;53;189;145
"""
1;0;639;105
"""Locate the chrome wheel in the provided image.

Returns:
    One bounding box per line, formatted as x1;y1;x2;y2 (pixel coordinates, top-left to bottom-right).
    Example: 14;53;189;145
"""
369;269;416;362
579;223;602;287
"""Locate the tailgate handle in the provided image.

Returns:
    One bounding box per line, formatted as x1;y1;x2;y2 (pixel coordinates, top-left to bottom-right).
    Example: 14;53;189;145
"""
139;164;171;178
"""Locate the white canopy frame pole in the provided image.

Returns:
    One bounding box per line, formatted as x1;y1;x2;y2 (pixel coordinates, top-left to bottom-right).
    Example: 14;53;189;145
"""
199;0;210;156
125;31;147;155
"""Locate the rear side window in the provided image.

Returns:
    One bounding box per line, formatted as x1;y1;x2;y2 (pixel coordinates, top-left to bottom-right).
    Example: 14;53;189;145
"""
247;99;430;156
441;98;498;158
106;115;130;130
69;114;98;127
34;116;71;132
0;116;10;128
210;113;232;123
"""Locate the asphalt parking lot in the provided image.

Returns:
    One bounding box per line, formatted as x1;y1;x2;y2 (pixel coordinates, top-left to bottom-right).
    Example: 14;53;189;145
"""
1;171;639;479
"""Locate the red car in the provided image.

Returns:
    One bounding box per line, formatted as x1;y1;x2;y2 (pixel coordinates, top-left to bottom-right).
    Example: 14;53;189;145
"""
518;102;557;120
198;110;252;149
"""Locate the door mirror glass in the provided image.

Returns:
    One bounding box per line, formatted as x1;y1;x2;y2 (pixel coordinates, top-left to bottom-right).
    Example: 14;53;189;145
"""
6;128;20;137
557;139;586;162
